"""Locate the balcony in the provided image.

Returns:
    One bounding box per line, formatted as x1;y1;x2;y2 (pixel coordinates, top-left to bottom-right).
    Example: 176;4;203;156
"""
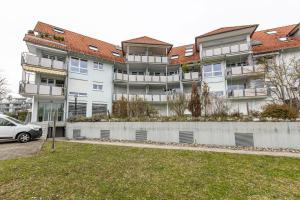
202;43;250;59
113;93;172;102
226;65;265;78
19;82;65;98
227;88;268;99
182;72;200;81
21;53;67;74
114;73;180;84
127;55;168;64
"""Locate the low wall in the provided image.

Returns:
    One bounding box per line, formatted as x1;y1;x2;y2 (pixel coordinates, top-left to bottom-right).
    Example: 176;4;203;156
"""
66;122;300;149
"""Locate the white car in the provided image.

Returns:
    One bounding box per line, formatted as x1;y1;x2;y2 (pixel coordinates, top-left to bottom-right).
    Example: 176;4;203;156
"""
0;114;42;143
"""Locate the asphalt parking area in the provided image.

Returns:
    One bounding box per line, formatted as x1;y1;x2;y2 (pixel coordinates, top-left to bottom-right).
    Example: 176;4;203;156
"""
0;139;43;160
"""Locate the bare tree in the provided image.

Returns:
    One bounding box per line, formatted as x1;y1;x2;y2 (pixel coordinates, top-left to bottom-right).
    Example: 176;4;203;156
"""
168;93;187;116
210;94;230;117
0;76;8;98
258;56;300;108
188;82;201;117
201;82;210;118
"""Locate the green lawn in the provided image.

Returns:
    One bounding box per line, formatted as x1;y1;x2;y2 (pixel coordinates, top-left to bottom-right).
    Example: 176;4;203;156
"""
1;142;300;199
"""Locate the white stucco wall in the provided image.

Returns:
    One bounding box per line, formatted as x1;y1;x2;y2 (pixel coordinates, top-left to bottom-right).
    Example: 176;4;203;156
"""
66;122;300;149
67;57;114;117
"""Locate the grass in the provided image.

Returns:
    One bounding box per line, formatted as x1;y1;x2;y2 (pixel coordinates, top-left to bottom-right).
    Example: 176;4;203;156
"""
0;142;300;199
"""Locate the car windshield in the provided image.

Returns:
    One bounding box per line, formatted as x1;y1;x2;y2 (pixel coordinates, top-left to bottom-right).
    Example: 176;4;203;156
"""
6;116;25;125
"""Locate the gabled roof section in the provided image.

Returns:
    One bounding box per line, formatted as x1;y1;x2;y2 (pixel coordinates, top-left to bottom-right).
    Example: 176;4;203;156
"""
169;44;199;65
252;24;300;54
122;36;172;46
24;21;125;63
287;22;300;36
196;24;259;39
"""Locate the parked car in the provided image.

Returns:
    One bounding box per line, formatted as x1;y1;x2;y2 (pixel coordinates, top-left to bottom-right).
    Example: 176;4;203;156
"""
0;114;42;143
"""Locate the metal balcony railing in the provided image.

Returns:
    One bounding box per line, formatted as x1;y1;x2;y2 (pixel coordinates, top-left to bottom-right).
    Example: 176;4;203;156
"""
21;52;66;71
19;82;65;96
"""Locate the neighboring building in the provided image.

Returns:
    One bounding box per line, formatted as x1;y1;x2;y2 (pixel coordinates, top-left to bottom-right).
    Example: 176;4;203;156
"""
0;95;32;113
19;21;300;122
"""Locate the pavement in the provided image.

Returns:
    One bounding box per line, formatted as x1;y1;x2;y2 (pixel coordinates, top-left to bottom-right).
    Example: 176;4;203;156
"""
0;139;44;161
67;140;300;158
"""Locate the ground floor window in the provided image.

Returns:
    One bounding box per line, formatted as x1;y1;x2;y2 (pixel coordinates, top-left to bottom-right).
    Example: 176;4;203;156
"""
92;103;107;115
38;102;64;122
68;102;87;117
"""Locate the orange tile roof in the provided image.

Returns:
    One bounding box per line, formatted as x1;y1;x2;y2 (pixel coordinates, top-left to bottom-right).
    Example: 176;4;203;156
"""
252;24;300;54
169;44;199;65
24;21;125;63
23;22;300;65
196;24;258;38
122;36;172;46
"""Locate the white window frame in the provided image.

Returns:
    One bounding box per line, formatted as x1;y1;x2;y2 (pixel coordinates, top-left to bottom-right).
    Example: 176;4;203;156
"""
171;55;179;59
112;51;120;57
88;45;98;51
203;63;222;78
53;27;64;34
93;62;103;70
92;83;103;91
70;57;88;74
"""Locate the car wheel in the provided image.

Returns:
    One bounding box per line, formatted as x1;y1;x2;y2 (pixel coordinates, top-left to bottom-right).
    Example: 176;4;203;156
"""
17;133;30;143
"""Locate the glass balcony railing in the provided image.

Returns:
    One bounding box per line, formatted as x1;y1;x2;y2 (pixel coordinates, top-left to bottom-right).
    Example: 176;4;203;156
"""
202;43;250;58
127;55;168;64
226;65;265;77
114;73;180;83
113;93;174;102
21;52;66;71
227;88;268;98
19;82;65;97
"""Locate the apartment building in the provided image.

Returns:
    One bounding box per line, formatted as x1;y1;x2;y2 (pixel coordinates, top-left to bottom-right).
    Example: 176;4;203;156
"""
19;21;300;122
0;95;32;113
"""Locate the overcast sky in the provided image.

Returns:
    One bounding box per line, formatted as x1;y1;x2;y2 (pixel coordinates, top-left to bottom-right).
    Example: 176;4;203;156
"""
0;0;299;95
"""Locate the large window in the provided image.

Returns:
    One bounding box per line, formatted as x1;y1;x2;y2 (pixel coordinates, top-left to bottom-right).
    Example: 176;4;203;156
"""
203;63;222;78
68;102;87;117
37;103;64;122
92;104;107;115
93;62;103;70
70;57;88;74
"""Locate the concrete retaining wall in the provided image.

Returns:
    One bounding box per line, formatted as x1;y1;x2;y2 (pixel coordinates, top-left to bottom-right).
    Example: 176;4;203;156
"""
66;122;300;149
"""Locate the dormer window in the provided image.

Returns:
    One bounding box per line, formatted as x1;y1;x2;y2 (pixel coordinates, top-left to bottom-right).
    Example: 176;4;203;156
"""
112;51;120;57
279;37;288;42
53;27;64;34
171;55;179;60
266;30;277;35
89;45;98;51
185;47;193;57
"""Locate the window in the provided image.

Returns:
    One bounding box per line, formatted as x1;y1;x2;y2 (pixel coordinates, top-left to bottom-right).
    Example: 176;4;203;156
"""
203;63;222;78
93;62;103;70
266;30;277;35
92;104;107;115
185;47;193;57
70;57;88;74
68;102;87;117
213;91;224;96
0;118;14;126
171;55;179;59
69;92;87;97
88;45;98;51
92;83;103;91
279;37;288;42
112;51;120;57
53;27;64;34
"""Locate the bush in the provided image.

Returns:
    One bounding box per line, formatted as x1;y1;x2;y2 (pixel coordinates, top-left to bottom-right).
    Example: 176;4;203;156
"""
261;104;298;120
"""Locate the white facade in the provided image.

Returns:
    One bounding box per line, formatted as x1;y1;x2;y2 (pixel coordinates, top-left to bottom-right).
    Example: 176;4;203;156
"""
19;23;300;122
